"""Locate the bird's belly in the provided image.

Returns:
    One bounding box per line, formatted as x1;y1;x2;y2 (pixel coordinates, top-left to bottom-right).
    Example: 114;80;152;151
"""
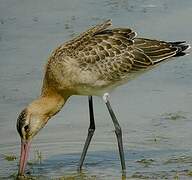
73;78;128;96
73;84;109;96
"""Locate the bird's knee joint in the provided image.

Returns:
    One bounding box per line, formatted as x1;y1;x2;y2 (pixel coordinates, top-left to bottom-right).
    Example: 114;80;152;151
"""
103;93;110;103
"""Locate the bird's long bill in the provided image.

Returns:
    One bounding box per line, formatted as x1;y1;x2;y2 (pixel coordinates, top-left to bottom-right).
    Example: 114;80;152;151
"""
18;139;31;176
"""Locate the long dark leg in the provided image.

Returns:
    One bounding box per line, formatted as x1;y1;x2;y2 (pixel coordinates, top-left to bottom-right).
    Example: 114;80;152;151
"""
103;93;126;175
78;96;95;171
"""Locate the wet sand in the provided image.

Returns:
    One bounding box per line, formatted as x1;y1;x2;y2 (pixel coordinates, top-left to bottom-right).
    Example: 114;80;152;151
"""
0;0;192;179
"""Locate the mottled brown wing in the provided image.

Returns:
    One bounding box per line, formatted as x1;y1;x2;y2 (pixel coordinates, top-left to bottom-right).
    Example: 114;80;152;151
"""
134;38;178;63
54;20;160;82
72;28;153;81
55;20;136;56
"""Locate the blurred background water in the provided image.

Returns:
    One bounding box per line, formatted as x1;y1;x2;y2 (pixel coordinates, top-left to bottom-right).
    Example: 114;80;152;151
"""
0;0;192;179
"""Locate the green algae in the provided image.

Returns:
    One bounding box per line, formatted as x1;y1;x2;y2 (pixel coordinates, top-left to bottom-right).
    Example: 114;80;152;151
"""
3;154;17;161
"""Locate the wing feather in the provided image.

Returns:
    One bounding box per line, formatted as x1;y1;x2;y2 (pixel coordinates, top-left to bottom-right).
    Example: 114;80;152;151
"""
52;21;188;86
134;38;178;62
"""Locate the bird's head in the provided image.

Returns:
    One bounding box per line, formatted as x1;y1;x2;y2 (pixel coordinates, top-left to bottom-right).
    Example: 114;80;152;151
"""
16;95;66;176
17;108;49;141
16;107;49;176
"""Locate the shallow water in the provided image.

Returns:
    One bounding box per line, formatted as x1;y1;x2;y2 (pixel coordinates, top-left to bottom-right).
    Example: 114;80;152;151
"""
0;0;192;179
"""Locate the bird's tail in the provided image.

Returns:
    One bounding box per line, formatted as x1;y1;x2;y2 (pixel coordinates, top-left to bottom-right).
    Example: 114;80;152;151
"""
134;38;190;63
169;41;191;56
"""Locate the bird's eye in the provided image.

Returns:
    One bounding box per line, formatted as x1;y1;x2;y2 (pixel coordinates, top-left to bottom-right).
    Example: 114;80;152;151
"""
24;125;29;132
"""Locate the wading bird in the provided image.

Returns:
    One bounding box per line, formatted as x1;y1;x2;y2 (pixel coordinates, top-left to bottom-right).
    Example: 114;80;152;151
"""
16;20;189;177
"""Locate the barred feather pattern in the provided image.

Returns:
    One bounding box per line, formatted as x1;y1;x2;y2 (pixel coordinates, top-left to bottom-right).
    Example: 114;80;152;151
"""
46;20;189;95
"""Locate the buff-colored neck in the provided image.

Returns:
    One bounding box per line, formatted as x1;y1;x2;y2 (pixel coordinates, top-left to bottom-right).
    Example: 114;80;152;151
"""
27;87;69;119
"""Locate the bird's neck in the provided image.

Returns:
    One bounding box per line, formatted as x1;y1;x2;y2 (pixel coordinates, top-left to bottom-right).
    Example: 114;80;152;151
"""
28;88;69;119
